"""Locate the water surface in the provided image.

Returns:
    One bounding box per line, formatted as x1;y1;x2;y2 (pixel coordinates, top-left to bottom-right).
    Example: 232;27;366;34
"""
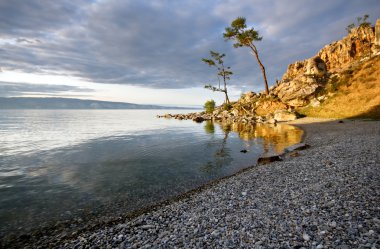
0;110;303;237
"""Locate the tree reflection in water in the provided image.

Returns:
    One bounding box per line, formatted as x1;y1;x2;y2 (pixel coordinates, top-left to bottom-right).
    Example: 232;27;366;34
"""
202;121;233;173
201;120;303;172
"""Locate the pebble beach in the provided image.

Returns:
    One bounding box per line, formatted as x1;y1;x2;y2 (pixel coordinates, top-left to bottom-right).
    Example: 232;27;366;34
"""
7;118;380;248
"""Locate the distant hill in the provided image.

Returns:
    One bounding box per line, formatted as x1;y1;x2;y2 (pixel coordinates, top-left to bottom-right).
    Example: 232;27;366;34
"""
0;97;190;110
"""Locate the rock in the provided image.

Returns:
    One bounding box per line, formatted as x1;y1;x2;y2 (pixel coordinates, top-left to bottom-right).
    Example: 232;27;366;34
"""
273;77;323;107
289;151;300;157
210;230;219;237
273;110;297;122
309;98;321;107
285;143;311;152
329;221;337;228
302;233;310;241
231;109;239;117
243;91;256;102
367;230;375;236
267;118;277;124
192;116;204;123
254;99;288;116
141;225;155;230
305;56;328;77
318;25;375;71
257;155;282;164
374;19;380;54
273;24;377;108
376;19;380;45
212;110;221;116
240;149;248;153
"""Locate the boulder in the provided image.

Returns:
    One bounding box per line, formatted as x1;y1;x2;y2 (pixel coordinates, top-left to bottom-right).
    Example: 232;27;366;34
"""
309;98;321;107
273;110;297;122
272;55;328;107
304;56;327;77
192;116;204;123
273;79;321;107
258;155;282;164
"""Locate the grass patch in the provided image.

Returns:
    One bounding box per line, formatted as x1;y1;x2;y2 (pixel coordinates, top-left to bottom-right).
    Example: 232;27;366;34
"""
298;55;380;119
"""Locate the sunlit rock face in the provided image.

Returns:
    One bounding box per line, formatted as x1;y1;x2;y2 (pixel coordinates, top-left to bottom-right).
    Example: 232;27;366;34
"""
374;19;380;53
272;23;378;107
318;24;375;71
273;56;328;107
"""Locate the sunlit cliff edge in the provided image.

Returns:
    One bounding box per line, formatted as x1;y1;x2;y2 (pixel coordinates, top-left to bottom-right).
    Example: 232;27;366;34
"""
163;19;380;123
237;18;380;120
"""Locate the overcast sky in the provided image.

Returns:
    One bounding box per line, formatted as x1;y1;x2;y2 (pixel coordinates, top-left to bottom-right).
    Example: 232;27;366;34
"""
0;0;379;106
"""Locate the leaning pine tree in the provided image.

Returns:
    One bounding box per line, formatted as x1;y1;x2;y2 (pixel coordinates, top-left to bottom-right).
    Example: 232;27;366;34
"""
224;17;269;94
202;50;232;104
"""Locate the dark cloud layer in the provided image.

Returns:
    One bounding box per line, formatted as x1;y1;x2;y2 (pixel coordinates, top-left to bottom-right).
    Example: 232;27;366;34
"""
0;0;379;92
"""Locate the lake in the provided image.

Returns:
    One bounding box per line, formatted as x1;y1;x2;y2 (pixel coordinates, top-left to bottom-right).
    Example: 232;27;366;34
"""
0;109;303;238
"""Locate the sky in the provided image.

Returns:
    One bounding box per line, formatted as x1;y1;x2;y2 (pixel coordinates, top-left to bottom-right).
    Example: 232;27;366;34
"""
0;0;379;107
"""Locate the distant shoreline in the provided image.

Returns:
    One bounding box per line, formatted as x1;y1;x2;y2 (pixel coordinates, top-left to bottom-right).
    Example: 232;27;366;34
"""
0;97;199;110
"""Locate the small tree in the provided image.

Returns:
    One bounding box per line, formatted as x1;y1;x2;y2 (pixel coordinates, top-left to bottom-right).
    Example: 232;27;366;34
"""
346;23;356;33
346;14;371;33
202;51;232;104
224;17;269;94
204;99;216;114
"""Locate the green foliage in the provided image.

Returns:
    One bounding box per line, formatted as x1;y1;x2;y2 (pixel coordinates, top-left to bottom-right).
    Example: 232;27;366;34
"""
202;50;232;104
222;103;232;111
204;121;215;134
346;14;371;33
223;17;262;48
346;23;355;33
204;84;224;92
223;17;269;94
204;99;216;113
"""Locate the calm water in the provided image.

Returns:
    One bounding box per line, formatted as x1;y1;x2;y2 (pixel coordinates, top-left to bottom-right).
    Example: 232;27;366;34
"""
0;109;303;237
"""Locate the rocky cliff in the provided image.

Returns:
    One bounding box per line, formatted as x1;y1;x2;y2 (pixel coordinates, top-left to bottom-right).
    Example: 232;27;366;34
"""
165;19;380;123
271;21;380;108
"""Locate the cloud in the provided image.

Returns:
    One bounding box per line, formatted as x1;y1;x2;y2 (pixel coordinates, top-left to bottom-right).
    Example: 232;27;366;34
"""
0;82;94;97
0;0;379;93
0;0;90;37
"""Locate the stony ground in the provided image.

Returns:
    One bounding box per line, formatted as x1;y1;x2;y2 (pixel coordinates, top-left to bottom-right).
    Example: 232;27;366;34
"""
15;119;380;248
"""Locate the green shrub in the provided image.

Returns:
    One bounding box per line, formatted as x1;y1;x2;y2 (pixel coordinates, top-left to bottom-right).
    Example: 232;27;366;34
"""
204;100;216;113
223;103;232;111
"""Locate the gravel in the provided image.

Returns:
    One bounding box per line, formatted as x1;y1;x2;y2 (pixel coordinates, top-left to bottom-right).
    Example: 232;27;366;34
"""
10;119;380;248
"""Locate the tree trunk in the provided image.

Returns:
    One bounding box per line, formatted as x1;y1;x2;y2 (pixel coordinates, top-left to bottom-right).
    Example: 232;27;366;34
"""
250;45;269;94
222;69;230;104
224;90;230;104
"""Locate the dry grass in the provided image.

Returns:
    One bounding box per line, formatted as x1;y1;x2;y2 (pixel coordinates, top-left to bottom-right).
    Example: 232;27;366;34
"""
298;55;380;119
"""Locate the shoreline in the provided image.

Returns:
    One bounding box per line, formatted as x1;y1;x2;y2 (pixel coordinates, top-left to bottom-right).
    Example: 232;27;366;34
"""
4;118;380;248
